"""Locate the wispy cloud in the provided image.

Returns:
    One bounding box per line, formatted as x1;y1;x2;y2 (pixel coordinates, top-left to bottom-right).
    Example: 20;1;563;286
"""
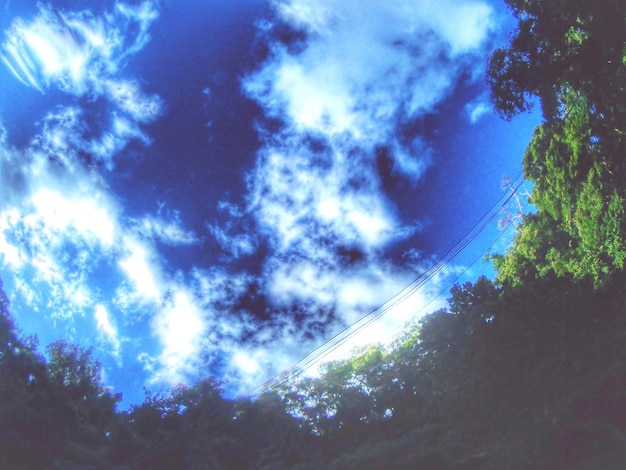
135;216;199;247
106;79;164;126
247;137;404;258
1;1;158;94
465;93;492;124
95;304;121;359
244;0;494;173
0;2;174;373
242;0;497;255
1;2;162;170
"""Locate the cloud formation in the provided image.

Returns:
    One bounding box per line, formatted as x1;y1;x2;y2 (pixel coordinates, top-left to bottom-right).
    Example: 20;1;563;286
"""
245;0;494;169
233;0;498;367
243;0;496;252
0;2;189;381
94;0;499;391
1;1;157;94
465;93;492;124
0;0;500;400
95;304;121;359
1;2;162;170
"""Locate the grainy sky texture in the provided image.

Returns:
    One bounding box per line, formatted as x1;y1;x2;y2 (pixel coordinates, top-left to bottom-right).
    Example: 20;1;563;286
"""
0;0;539;406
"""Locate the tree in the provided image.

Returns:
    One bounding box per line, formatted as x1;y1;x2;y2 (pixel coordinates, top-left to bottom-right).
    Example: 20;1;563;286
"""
0;280;51;468
488;0;626;122
39;340;120;466
488;0;626;284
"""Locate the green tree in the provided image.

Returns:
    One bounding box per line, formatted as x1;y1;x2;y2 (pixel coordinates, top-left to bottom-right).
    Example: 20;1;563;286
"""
488;0;626;122
488;0;626;284
40;340;120;467
0;280;50;468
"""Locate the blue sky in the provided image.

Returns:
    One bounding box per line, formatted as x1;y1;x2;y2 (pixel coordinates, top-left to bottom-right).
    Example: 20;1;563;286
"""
0;0;539;406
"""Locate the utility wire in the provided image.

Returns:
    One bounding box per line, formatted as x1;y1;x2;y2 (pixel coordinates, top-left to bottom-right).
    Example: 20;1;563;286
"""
266;186;525;393
263;180;528;394
286;199;526;382
255;173;527;394
387;196;530;341
249;173;528;396
126;174;529;465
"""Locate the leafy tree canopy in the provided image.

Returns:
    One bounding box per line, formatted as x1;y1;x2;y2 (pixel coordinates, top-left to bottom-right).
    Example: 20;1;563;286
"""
488;0;626;284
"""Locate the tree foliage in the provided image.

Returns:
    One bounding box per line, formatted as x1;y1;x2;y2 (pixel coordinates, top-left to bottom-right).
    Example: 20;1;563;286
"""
488;0;626;284
488;0;626;122
2;272;626;468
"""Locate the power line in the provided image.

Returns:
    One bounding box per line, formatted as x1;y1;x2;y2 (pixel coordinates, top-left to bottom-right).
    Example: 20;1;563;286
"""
272;182;520;388
124;174;529;465
248;172;528;395
263;179;528;394
253;172;526;393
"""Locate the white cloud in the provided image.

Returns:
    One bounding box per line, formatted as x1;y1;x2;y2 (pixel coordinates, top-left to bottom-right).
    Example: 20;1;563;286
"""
226;0;498;386
232;350;262;375
465;94;492;124
90;115;153;170
0;142;122;264
1;3;163;171
151;290;206;384
242;0;497;268
0;135;211;384
244;0;494;158
118;236;163;303
209;225;257;260
275;0;493;56
209;257;455;394
0;208;24;268
31;98;160;172
0;1;219;392
105;79;163;123
95;304;121;357
247;138;403;259
136;216;199;247
1;1;159;94
30;186;118;249
0;154;122;324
